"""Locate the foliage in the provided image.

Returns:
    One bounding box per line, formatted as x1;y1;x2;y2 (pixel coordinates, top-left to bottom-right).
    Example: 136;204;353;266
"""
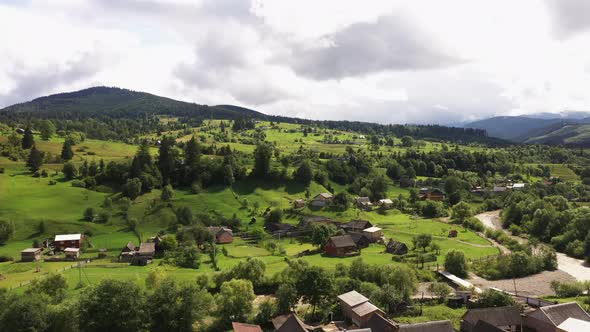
444;250;468;278
0;220;15;245
215;279;255;323
477;289;516;308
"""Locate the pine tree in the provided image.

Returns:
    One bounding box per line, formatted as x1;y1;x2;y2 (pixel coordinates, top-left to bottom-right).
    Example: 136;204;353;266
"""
60;140;74;161
27;146;43;172
21;126;34;149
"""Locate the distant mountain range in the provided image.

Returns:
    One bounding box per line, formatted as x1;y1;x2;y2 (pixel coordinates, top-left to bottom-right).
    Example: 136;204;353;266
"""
463;112;590;146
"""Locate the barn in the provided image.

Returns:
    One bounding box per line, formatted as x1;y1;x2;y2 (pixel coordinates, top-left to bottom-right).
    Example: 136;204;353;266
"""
325;235;358;257
54;234;84;251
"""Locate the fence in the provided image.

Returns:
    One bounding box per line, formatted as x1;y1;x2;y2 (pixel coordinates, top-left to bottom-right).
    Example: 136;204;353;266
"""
8;260;90;291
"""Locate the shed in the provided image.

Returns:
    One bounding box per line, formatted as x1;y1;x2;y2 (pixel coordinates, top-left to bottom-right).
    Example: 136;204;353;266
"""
342;220;373;232
325;235;358;257
355;197;373;211
386;239;409;255
132;242;155;266
448;230;458;238
526;302;590;332
231;322;263;332
461;306;522;332
21;248;42;262
365;312;397;332
293;199;306;209
64;248;80;260
54;234;83;251
337;290;384;328
362;226;383;242
378;198;394;209
399;320;454;332
272;313;313;332
311;192;333;207
208;226;234;244
349;232;371;249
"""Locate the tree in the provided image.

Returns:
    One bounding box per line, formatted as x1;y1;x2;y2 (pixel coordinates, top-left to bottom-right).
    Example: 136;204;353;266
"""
148;277;213;332
293;160;313;185
295;266;333;313
83;208;96;222
401;136;414;147
175;245;201;269
276;283;298;314
161;184;174;202
26;146;43;172
452;201;473;223
412;234;432;252
39;120;56;141
310;223;338;247
122;178;142;200
478;289;516;307
265;209;283;223
216;279;255;323
176;206;193;225
62;162;77;180
0;219;15;245
60;139;74;161
444;249;468;278
0;293;49;332
79;279;146;332
21;126;34;149
158;136;178;182
26;273;68;303
428;282;452;303
252;143;273;178
254;299;275;326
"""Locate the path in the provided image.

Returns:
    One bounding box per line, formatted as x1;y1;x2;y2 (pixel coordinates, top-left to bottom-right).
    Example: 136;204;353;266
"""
474;210;590;282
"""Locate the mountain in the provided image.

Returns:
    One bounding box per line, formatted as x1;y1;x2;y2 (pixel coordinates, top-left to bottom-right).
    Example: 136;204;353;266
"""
463;116;572;141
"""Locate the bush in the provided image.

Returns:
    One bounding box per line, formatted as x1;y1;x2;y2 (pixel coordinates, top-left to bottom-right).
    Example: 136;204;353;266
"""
0;255;14;262
550;280;586;297
48;180;57;185
71;180;86;188
444;250;468;278
463;217;484;232
478;289;516;307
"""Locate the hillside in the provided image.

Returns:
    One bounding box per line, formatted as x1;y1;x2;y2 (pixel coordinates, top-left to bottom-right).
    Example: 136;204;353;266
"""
463;116;571;141
524;123;590;146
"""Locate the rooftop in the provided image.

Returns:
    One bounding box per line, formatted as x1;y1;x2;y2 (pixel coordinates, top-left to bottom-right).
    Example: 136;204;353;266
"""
539;302;590;326
328;235;356;248
337;290;369;307
55;234;82;241
363;226;382;233
232;322;263;332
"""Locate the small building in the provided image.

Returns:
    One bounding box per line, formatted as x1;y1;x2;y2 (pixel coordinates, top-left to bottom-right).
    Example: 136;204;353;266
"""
448;229;458;238
365;313;398;332
293;199;306;209
265;222;294;235
341;220;373;232
557;317;590;332
98;248;108;258
208;226;234;244
132;242;155;266
355;197;373;211
231;322;263;332
311;192;333;207
119;241;137;262
21;248;42;262
349;232;371;249
64;248;80;260
272;313;314;332
512;183;526;190
493;186;507;193
461;306;522;332
54;234;83;251
325;235;359;257
378;198;394;209
526;302;590;332
419;188;445;201
399;320;454;332
386;239;409;255
362;226;383;242
337;290;384;328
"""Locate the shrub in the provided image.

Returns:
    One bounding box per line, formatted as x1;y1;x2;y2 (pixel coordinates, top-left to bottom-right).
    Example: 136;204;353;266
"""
478;289;516;307
0;255;14;262
463;217;484;232
444;250;468;278
48;180;57;185
71;180;86;188
550;280;586;297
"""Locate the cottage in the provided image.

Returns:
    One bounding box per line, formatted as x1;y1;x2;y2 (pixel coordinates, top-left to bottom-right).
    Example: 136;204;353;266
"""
337;290;384;328
21;248;42;262
512;183;526;190
120;241;137;262
526;302;590;332
272;313;314;332
378;198;394;209
293;199;306;209
341;220;373;232
208;226;234;244
265;222;295;235
365;313;398;332
64;247;80;260
355;197;373;211
325;235;359;257
419;188;445;201
493;186;507;193
461;306;522;332
54;234;83;251
557;317;590;332
386;239;409;255
231;322;263;332
399;320;454;332
132;242;155;266
349;232;371;249
362;226;383;242
311;193;333;207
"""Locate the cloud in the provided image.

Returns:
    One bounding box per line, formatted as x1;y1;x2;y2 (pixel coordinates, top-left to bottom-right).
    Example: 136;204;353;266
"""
544;0;590;39
283;14;465;80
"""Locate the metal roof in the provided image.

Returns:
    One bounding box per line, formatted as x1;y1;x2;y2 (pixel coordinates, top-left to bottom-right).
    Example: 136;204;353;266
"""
337;290;369;307
55;234;82;241
64;248;80;252
363;226;382;233
351;301;381;317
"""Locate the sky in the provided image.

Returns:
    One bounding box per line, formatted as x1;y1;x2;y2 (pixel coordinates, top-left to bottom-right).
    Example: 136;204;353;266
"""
1;0;590;124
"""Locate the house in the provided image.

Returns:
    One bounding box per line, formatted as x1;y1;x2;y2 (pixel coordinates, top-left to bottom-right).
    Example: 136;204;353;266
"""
493;186;507;193
54;234;83;251
293;199;306;209
132;242;155;266
386;239;409;255
265;222;295;235
337;290;384;328
119;241;137;262
526;302;590;332
461;306;522;332
208;226;234;244
419;188;445;201
311;193;333;207
98;248;108;258
325;235;359;257
362;226;383;242
272;313;314;332
64;248;80;260
21;248;42;262
232;322;263;332
557;317;590;332
341;220;373;232
399;320;454;332
349;232;371;249
365;313;398;332
355;197;373;211
378;198;394;209
512;183;526;190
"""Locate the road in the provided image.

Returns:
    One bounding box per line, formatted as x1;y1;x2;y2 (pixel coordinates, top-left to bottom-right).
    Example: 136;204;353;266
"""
475;210;590;281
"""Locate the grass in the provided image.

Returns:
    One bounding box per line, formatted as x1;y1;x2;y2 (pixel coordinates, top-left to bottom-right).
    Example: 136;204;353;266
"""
394;304;467;329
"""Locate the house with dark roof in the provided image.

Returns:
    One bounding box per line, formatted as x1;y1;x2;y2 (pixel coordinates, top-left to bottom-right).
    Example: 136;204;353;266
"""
355;197;373;211
337;290;384;328
272;313;314;332
265;222;295;235
232;322;263;332
399;320;454;332
21;248;42;262
461;306;522;332
325;235;359;257
119;241;137;262
419;188;445;201
526;302;590;332
341;220;373;232
311;192;333;207
132;242;156;266
365;312;398;332
386;239;409;255
349;232;370;249
208;226;234;244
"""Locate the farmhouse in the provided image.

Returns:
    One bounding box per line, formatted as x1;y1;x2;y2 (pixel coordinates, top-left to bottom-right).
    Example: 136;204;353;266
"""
21;248;42;262
386;239;409;255
64;247;80;260
525;302;590;332
365;313;398;332
419;188;445;201
311;192;333;207
272;313;314;332
337;290;384;327
461;306;522;332
293;199;306;209
399;320;454;332
349;232;371;248
231;322;263;332
355;197;373;211
325;235;359;257
208;226;234;244
54;234;83;251
119;241;137;262
132;242;155;266
362;226;383;242
341;220;372;232
378;198;393;209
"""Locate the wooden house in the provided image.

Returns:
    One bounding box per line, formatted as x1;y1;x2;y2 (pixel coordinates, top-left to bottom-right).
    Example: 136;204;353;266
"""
419;188;445;201
525;302;590;332
341;220;372;232
132;242;155;266
208;226;234;244
337;290;384;327
461;306;522;332
272;313;314;332
54;234;83;251
311;193;333;207
448;230;458;238
362;226;383;242
21;248;42;262
378;198;394;209
349;232;371;249
386;239;409;255
399;320;454;332
365;313;398;332
325;235;358;257
64;247;80;260
119;241;137;262
293;199;306;209
231;322;263;332
355;197;373;211
265;222;294;235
